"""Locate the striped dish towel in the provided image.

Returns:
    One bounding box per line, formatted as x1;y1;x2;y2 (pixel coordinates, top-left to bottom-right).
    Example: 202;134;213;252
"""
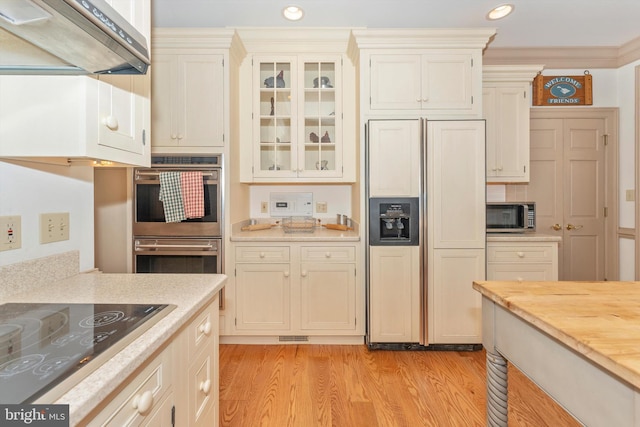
159;172;186;223
181;171;205;219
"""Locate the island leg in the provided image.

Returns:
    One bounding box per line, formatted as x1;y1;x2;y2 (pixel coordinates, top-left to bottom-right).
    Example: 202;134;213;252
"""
486;350;508;427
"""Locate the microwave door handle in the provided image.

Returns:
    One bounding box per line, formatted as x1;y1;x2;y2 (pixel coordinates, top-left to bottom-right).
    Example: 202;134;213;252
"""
521;205;528;227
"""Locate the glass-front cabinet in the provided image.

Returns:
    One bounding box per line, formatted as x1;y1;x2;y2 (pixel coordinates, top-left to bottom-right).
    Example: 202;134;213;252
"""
253;56;342;180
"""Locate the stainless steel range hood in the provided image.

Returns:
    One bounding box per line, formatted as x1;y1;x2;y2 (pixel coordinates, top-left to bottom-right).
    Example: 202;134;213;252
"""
0;0;150;75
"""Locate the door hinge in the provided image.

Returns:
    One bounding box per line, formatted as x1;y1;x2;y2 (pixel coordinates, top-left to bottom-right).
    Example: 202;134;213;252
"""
523;90;527;99
471;58;474;67
171;405;175;427
604;207;608;217
234;267;237;276
222;58;225;67
603;134;609;146
471;95;474;105
235;318;237;326
142;129;146;146
524;165;526;173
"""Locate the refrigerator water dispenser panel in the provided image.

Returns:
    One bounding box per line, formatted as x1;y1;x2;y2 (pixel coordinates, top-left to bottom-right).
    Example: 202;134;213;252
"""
369;197;419;246
270;192;313;217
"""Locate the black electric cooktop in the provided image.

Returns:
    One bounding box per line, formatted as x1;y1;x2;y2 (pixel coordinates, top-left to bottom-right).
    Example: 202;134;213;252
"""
0;302;175;404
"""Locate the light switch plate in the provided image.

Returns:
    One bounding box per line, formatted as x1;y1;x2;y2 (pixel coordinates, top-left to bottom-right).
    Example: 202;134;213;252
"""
0;215;21;252
40;212;70;244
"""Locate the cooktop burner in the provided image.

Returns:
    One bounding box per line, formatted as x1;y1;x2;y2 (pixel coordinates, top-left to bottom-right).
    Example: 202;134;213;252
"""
0;302;175;404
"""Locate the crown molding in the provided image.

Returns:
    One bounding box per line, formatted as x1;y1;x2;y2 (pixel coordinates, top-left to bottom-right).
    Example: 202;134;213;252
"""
350;28;497;50
483;64;544;82
483;36;640;69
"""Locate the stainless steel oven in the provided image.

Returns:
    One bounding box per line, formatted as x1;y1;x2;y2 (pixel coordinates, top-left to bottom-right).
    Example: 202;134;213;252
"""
133;154;222;237
134;238;221;274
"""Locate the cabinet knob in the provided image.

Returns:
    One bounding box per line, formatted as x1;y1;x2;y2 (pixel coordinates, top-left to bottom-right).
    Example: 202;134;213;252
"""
171;133;178;140
199;379;211;395
199;321;212;336
517;252;525;258
132;390;154;415
177;134;183;140
517;277;524;282
259;252;266;258
551;224;562;231
103;115;118;131
301;270;308;277
284;271;289;277
325;252;331;258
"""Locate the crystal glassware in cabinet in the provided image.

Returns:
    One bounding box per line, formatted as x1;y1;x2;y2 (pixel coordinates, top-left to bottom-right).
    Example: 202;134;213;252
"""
259;62;294;172
303;61;337;172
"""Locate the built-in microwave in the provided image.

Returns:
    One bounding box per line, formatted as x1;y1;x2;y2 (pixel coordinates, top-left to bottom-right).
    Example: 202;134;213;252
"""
486;202;536;233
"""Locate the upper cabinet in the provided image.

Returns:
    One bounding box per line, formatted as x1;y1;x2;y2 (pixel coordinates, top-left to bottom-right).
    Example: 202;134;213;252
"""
483;65;544;183
150;28;246;154
349;29;496;119
238;28;356;183
0;0;152;167
369;52;476;114
251;55;344;180
152;54;224;149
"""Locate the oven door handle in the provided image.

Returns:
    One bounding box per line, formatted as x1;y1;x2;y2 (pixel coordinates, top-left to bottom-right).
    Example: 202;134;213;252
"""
135;243;215;250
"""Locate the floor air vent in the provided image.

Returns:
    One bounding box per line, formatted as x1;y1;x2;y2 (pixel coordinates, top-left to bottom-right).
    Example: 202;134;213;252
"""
279;335;309;342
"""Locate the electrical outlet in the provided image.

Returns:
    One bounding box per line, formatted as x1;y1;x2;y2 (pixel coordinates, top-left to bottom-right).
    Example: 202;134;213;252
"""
316;201;327;213
260;201;269;214
40;212;70;244
0;215;21;252
626;189;635;202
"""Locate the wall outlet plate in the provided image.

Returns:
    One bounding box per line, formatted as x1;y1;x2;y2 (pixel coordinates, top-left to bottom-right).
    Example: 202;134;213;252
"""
40;212;70;244
316;201;327;213
0;215;21;252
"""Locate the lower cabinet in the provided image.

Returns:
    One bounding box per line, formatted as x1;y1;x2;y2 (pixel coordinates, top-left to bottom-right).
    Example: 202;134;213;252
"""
233;243;361;337
87;295;220;427
487;240;559;281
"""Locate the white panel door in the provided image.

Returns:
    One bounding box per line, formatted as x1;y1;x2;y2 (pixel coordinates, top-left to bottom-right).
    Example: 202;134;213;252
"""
368;119;421;197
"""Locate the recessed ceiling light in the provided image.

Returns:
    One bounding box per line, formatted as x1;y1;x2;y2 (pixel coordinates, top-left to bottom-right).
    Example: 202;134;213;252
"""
486;4;514;20
282;5;304;21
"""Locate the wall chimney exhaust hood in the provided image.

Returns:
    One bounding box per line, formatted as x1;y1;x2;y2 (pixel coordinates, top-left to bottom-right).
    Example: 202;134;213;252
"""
0;0;150;75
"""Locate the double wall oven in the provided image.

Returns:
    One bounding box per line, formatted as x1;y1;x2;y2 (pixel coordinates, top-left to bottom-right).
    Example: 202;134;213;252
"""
133;154;224;302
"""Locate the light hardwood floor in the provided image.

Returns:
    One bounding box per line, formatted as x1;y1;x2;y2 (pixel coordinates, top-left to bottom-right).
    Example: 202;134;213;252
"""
219;344;580;426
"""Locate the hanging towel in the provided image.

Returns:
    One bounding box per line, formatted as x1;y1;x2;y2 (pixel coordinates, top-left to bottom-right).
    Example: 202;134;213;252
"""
159;172;186;223
180;171;205;219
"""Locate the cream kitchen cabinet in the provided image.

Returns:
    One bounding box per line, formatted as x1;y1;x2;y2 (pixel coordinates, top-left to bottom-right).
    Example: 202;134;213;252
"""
487;240;559;281
0;75;150;167
232;243;361;338
368;52;479;116
368;246;420;343
151;53;224;149
483;65;543;183
89;295;221;427
250;55;346;181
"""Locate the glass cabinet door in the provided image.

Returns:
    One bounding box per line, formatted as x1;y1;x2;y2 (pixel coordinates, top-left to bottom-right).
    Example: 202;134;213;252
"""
257;61;294;174
301;61;339;175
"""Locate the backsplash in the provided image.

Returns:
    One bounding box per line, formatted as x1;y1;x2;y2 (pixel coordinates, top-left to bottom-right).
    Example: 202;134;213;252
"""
0;251;79;301
249;185;352;219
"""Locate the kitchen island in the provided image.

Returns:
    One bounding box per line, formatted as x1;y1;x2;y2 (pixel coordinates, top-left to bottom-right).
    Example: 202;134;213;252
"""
3;272;226;426
473;280;640;427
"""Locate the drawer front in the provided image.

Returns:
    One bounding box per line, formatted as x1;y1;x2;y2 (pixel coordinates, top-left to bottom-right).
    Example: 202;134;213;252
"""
89;348;172;427
301;246;356;262
487;263;555;282
188;300;219;357
189;348;215;427
235;246;290;262
487;244;554;263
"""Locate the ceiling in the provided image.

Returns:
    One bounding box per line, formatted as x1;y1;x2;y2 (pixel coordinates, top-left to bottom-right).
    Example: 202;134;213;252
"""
151;0;640;49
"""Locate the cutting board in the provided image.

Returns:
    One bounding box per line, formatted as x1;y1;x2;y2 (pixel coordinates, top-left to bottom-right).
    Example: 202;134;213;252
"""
323;224;353;231
241;223;275;231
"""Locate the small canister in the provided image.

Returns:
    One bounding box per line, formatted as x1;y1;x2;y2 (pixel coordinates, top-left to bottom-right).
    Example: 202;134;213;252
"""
337;214;347;225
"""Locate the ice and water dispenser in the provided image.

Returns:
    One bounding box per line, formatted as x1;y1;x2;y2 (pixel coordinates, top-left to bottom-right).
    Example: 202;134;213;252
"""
368;198;419;246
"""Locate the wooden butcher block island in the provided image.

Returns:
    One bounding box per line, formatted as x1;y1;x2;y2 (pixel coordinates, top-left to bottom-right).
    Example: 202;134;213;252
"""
473;280;640;427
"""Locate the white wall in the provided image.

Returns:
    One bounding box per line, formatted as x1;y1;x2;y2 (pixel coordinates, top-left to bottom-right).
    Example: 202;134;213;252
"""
0;160;95;271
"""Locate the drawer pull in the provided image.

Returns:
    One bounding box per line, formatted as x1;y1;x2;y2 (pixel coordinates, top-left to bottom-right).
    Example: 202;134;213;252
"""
301;270;308;277
325;252;331;258
517;252;525;258
259;252;266;258
132;390;154;415
517;277;523;282
284;271;289;278
200;379;211;395
199;321;212;336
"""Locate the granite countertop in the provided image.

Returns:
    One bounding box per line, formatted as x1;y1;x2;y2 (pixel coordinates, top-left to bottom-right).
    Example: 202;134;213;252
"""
486;232;562;242
231;220;360;242
4;273;226;425
473;280;640;390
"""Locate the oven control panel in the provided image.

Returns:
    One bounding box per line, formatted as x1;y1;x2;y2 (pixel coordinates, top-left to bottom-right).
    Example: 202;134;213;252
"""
269;192;313;217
